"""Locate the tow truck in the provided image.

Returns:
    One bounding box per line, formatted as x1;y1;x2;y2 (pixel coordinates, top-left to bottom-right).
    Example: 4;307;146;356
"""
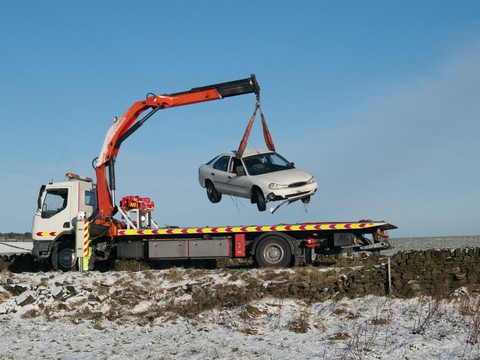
31;75;396;271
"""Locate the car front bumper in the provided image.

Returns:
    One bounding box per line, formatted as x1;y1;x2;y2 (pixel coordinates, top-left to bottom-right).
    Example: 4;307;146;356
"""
266;185;317;202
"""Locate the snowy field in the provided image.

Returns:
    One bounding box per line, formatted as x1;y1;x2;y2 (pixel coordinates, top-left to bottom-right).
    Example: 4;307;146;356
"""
0;242;32;256
385;236;480;255
1;236;480;359
2;267;480;359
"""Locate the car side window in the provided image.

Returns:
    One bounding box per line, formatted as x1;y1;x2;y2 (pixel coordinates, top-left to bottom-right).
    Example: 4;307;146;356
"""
243;156;264;175
230;157;245;174
213;156;230;172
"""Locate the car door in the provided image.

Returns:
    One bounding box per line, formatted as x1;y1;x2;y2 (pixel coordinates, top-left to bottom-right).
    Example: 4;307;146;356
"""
210;155;232;194
224;157;251;198
211;156;251;198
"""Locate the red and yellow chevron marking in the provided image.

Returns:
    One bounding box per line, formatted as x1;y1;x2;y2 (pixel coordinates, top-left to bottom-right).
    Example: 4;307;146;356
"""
83;221;90;257
35;232;60;237
117;222;380;236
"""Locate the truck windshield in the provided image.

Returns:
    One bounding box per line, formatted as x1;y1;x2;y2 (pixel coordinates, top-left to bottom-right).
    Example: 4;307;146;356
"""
41;188;68;219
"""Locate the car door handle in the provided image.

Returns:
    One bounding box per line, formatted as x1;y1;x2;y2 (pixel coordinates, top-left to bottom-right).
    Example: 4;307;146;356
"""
211;173;215;176
228;176;232;179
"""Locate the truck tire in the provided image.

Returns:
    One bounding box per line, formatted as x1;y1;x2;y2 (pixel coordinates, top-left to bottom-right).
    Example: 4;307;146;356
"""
255;236;292;268
52;240;77;271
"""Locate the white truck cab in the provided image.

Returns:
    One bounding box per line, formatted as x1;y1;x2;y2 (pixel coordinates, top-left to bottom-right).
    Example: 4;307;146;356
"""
32;173;97;259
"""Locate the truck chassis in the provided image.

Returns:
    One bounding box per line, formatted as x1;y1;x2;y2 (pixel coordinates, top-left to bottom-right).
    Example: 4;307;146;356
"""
34;217;395;271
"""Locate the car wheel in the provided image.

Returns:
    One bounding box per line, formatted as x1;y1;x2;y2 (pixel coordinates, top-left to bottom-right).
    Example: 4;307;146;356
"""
206;181;222;203
253;188;266;212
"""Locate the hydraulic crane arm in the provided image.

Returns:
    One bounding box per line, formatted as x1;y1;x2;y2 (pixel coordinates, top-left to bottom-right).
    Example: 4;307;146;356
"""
96;75;260;219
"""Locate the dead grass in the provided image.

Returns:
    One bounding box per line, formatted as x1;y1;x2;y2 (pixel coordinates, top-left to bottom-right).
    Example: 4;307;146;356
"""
331;332;350;340
20;308;40;319
344;321;383;359
186;268;211;278
92;321;107;330
66;297;88;309
165;267;184;283
239;304;266;320
288;310;311;333
370;317;389;325
412;296;441;335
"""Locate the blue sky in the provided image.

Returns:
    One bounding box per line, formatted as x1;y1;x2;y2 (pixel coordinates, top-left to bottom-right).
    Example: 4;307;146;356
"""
1;1;479;237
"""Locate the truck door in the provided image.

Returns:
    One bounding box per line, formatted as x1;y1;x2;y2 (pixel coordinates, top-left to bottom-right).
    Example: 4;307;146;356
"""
78;181;97;217
32;183;76;241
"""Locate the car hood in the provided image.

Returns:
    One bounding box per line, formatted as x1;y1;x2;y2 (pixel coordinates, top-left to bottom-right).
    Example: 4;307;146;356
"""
254;169;314;184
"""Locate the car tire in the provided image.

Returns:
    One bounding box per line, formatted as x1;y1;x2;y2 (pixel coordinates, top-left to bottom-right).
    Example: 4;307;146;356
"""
206;181;222;203
254;188;266;212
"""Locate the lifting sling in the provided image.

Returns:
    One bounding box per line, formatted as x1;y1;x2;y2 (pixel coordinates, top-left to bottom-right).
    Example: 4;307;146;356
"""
236;100;275;159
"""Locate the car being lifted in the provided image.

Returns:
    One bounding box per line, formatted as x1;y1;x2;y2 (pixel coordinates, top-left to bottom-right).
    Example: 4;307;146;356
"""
198;148;317;212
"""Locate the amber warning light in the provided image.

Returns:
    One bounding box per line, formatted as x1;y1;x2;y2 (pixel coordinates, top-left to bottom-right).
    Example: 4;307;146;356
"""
65;173;93;182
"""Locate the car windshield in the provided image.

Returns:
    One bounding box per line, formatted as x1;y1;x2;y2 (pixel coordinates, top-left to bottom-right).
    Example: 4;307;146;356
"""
242;152;294;176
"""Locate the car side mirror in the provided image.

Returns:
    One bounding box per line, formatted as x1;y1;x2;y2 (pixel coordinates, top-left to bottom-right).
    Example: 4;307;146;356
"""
235;166;246;176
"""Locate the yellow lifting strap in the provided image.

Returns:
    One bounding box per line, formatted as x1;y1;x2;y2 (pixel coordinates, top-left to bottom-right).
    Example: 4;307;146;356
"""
236;101;275;159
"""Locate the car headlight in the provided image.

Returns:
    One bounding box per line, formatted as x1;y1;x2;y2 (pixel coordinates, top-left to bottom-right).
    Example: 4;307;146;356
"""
306;176;316;184
269;183;288;190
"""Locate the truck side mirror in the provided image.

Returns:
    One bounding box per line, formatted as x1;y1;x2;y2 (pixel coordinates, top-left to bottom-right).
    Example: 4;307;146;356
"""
37;185;46;210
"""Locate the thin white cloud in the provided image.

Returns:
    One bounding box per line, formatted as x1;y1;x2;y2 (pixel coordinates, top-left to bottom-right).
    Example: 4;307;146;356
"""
302;37;480;236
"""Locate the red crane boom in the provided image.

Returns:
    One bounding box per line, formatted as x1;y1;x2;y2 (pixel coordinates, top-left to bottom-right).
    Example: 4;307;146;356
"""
95;75;260;222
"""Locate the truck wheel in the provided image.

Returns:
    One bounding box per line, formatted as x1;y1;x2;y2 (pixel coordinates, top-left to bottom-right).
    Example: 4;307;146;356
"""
253;188;266;212
206;181;222;203
255;236;292;268
52;240;77;271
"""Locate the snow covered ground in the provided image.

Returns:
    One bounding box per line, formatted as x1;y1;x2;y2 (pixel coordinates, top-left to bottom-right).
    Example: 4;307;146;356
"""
0;242;32;256
385;236;480;255
2;268;480;359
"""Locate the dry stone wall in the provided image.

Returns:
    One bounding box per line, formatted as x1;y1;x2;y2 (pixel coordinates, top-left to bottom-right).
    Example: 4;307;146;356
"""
3;249;480;302
341;248;480;298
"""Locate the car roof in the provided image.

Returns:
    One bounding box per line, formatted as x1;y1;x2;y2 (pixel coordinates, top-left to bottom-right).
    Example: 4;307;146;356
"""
220;148;274;158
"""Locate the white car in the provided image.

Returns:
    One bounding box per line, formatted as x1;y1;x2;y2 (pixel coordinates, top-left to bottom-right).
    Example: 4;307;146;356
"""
198;149;317;211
